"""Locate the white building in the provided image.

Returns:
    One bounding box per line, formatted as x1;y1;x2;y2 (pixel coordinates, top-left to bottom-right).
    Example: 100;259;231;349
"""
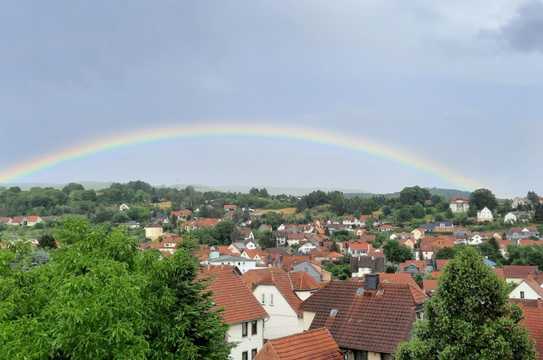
203;267;268;360
119;203;130;211
449;198;470;213
509;279;543;300
298;242;317;254
207;255;257;274
477;207;494;223
504;212;518;224
242;268;306;340
144;225;163;241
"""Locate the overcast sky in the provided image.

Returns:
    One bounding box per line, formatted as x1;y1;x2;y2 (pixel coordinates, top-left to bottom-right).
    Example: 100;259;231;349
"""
1;0;542;197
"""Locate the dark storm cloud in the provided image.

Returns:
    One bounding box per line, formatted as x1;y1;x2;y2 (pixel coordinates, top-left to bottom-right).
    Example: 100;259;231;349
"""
499;0;543;52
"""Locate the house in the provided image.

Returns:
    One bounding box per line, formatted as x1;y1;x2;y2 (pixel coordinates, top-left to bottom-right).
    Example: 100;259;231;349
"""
351;256;386;278
119;203;130;212
238;227;256;241
207;255;257;273
144;224;163;241
468;233;483;246
139;234;182;256
514;300;543;360
377;273;427;304
419;236;455;260
298;242;317;255
241;249;267;265
342;216;363;228
302;275;424;360
201;266;268;360
292;261;331;283
24;215;44;227
504;212;518;224
184;218;221;231
255;328;342;360
495;265;539;284
411;228;426;241
422;279;439;296
289;271;321;301
510;278;543;300
0;217;10;225
449;198;470;213
347;241;372;257
224;204;238;212
242;268;306;340
477;207;494;223
507;227;540;243
512;197;530;209
422;221;454;233
399;260;430;274
377;223;395;232
171;209;192;221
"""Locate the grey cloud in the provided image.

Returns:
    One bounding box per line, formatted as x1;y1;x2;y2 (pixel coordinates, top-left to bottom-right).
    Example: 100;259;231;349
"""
499;0;543;52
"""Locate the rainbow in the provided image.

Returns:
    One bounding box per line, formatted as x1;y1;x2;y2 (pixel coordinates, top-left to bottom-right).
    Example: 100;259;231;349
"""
0;123;483;189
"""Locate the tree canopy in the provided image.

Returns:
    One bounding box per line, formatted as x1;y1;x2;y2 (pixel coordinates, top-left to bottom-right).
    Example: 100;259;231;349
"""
0;217;231;359
470;188;498;211
396;247;535;360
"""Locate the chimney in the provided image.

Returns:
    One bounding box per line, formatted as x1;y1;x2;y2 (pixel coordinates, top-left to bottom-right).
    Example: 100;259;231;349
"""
365;273;380;290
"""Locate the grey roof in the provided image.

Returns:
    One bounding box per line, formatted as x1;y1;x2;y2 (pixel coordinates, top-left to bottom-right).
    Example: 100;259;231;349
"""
208;255;256;263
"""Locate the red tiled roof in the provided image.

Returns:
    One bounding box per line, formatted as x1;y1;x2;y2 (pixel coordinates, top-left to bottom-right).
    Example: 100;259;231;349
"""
378;273;427;305
435;259;450;271
200;266;268;325
420;236;456;252
399;260;427;272
302;280;418;354
516;300;543;360
290;271;321;291
171;209;192;217
189;218;221;229
502;265;539;279
349;242;370;251
423;279;439;293
242;268;303;315
281;255;311;271
255;328;343;360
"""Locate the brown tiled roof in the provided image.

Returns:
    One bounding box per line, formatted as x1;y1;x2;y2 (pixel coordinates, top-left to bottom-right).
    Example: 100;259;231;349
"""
422;279;439;294
281;255;311;271
516;300;543;360
303;280;418;354
502;265;539;279
201;266;268;325
378;273;427;305
420;236;455;252
399;260;427;272
255;328;343;360
290;271;321;291
435;259;450;271
242;268;303;315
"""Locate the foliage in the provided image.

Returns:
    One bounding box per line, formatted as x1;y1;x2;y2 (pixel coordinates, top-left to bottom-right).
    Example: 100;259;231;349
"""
399;186;431;206
435;247;456;259
470;188;498;211
506;244;543;271
323;262;351;280
37;233;56;249
383;240;413;263
396;247;536;360
255;230;275;249
330;230;356;242
0;217;231;359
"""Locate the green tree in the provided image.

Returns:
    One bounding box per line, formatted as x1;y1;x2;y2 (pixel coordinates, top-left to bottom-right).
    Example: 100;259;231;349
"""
0;218;231;359
38;233;56;249
535;205;543;224
527;191;540;208
435;247;455;259
383;240;413;263
399;186;431;206
470;188;498;211
396;247;536;360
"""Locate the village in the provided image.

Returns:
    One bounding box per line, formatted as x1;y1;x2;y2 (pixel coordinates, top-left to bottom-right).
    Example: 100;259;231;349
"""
2;183;543;359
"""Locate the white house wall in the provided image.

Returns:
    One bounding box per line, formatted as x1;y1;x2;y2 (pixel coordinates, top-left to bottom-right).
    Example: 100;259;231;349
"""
227;319;265;360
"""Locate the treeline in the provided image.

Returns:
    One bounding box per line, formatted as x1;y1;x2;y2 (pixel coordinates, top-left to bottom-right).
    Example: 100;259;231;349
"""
0;182;296;218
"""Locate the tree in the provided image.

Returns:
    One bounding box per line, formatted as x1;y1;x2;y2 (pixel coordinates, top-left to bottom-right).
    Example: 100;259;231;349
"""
62;182;85;194
255;230;275;249
38;234;56;249
470;188;498;211
535;205;543;224
435;247;455;259
396;247;536;360
214;220;236;245
399;186;431;206
383;240;413;263
0;218;231;359
527;191;540;208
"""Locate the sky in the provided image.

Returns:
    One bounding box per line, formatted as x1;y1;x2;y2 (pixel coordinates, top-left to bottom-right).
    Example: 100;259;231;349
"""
1;0;542;197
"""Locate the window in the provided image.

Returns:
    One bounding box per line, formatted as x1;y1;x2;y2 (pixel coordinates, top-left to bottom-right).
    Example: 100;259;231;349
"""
242;351;248;360
242;322;248;337
251;320;258;335
520;291;525;299
251;349;257;359
269;293;274;306
261;293;265;304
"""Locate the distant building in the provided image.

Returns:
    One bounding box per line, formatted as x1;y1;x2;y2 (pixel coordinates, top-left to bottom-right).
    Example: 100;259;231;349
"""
119;203;130;212
144;225;163;241
477;207;494;223
449;198;470;214
207;255;257;274
504;212;518;224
